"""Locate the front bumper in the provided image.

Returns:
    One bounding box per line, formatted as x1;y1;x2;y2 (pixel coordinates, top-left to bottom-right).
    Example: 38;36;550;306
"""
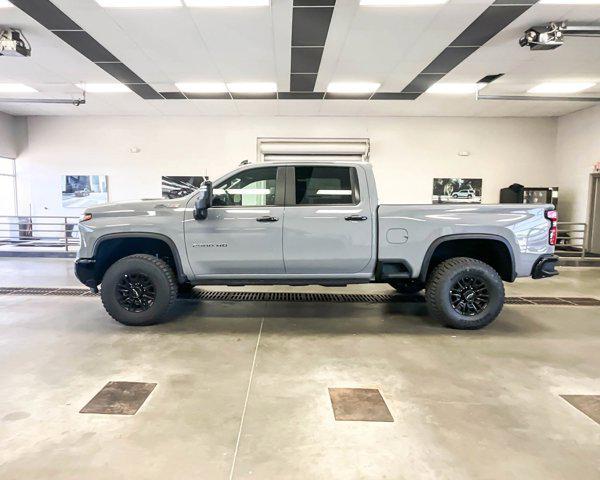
531;254;559;279
74;258;98;290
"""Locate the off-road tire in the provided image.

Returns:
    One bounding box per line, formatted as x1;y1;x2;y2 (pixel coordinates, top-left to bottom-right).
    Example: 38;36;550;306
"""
425;257;504;330
100;254;177;326
389;279;424;295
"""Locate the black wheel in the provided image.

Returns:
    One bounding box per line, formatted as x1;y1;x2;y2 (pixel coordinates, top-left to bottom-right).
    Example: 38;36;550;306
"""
452;193;458;198
425;257;504;330
389;279;424;295
467;194;473;199
100;254;177;326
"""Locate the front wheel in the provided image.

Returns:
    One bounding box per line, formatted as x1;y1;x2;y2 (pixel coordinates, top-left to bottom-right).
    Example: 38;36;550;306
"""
425;257;504;330
100;254;177;326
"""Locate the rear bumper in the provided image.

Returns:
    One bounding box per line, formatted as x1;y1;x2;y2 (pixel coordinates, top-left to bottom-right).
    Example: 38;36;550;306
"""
531;254;559;279
74;258;98;290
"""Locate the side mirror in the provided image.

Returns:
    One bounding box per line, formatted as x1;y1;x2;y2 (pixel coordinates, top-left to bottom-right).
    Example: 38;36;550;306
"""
193;181;213;220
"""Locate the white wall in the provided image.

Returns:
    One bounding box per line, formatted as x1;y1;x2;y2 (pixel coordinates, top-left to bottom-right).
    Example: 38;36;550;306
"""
16;115;558;217
555;105;600;223
0;111;26;159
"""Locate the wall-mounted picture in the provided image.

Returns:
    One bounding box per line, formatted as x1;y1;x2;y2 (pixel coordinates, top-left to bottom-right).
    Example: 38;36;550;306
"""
432;178;483;204
161;176;208;199
61;175;108;208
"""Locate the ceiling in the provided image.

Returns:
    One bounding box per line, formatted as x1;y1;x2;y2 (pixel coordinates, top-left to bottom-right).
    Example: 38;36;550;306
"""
0;0;599;117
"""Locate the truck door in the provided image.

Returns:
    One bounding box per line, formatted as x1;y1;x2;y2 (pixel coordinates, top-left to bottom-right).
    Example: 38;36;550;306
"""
184;166;285;276
282;165;373;274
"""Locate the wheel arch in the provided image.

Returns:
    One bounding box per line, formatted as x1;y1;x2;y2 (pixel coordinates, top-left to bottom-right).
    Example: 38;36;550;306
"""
91;233;187;285
419;234;516;283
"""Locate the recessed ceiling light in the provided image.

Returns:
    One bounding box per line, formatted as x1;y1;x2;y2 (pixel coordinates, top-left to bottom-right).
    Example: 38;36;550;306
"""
360;0;448;6
0;0;14;8
175;82;228;93
326;82;381;94
95;0;182;7
226;82;277;93
184;0;269;6
0;83;37;93
76;83;131;93
528;82;596;94
426;83;484;94
538;0;600;4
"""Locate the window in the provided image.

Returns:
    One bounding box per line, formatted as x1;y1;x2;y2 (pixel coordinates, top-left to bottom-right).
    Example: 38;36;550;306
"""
0;157;17;216
212;167;278;207
294;166;356;205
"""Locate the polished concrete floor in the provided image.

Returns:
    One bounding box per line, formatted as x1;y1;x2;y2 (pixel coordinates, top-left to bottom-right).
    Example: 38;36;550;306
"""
0;258;599;479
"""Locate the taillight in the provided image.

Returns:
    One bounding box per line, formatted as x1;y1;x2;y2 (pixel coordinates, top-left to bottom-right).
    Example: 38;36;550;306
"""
545;209;557;245
80;213;92;222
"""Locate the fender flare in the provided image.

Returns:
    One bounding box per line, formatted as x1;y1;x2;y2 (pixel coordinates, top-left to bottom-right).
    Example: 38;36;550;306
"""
418;233;516;283
92;232;187;283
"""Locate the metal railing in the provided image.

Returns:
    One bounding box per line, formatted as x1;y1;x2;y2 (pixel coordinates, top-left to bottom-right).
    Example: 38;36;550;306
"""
0;216;80;252
556;222;587;258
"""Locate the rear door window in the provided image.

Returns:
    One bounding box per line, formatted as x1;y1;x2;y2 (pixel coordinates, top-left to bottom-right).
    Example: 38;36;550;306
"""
294;166;357;205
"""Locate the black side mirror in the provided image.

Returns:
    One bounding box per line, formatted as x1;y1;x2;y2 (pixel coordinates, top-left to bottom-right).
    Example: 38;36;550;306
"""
193;181;213;220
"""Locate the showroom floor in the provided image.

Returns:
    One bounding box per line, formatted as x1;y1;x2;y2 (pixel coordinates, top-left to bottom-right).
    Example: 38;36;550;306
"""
0;259;599;480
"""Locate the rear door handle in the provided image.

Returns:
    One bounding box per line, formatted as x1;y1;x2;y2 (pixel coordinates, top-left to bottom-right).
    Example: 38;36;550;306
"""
345;215;368;221
256;216;279;222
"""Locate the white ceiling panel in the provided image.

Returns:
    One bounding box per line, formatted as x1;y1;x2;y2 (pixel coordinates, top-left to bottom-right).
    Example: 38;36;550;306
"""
187;8;277;81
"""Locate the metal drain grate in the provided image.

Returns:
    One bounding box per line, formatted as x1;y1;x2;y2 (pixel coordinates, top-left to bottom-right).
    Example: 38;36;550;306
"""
0;287;599;306
0;287;92;296
191;290;406;303
504;297;536;305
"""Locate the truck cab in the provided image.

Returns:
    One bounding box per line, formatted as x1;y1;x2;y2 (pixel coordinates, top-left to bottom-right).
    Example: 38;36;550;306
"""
185;162;377;282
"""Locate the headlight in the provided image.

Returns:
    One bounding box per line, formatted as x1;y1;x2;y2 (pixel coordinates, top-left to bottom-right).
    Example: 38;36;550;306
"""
80;213;92;222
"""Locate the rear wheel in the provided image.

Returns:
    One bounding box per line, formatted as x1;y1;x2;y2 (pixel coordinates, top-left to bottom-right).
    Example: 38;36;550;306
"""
100;254;177;326
389;279;424;295
425;257;504;329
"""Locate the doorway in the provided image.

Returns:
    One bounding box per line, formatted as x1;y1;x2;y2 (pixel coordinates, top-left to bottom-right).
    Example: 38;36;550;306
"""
588;173;600;255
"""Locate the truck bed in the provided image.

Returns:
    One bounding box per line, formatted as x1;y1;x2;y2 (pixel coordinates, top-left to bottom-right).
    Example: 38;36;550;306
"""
377;203;553;279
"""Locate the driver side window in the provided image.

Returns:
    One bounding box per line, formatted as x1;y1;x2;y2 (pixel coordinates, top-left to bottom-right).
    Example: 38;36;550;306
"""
212;167;277;207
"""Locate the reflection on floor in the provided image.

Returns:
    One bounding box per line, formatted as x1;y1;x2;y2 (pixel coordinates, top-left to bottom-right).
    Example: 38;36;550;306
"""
0;259;599;479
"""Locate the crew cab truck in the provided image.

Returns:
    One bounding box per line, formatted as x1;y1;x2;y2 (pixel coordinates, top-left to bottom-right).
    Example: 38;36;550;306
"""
75;161;558;329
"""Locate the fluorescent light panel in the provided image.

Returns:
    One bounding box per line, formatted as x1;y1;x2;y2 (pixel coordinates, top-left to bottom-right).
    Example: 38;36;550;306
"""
226;82;277;93
76;83;131;93
0;0;13;7
360;0;448;5
528;82;596;94
327;82;380;94
95;0;182;7
175;82;227;93
538;0;600;4
426;83;484;94
184;0;269;6
0;83;37;93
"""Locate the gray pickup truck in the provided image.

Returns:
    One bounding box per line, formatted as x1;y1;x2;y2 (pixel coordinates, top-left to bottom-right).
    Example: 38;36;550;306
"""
75;161;558;329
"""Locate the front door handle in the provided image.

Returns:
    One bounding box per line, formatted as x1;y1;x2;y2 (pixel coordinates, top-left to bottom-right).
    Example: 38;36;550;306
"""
345;215;368;221
256;216;279;222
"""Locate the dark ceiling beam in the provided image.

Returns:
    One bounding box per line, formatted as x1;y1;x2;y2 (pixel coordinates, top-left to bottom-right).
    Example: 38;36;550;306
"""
399;0;539;99
290;0;336;92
